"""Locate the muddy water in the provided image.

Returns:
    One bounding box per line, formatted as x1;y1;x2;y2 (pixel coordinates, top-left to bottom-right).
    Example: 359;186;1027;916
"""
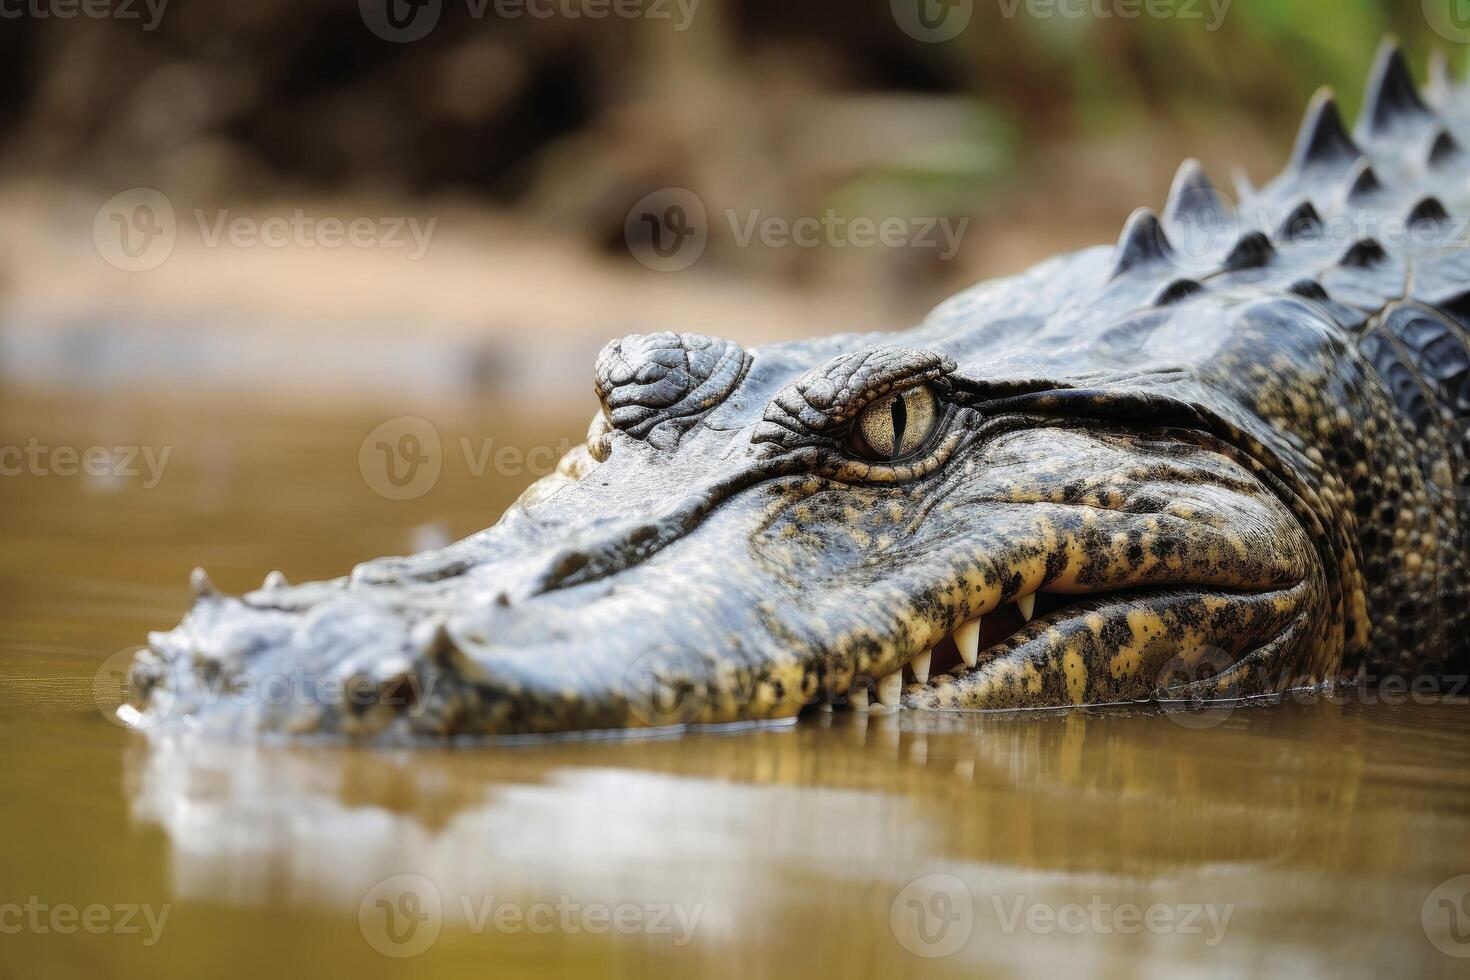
3;389;1470;979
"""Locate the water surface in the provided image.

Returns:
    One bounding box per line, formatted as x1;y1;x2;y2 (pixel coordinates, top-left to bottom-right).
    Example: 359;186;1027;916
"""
3;390;1469;978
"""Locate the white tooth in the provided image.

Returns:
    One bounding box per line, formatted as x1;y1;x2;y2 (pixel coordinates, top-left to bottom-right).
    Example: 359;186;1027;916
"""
1016;593;1036;622
263;570;288;590
910;650;932;685
955;617;980;668
878;672;903;707
850;684;870;711
190;566;218;599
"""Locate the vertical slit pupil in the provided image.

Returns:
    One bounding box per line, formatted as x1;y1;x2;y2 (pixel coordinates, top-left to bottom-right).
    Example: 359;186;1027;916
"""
889;395;908;460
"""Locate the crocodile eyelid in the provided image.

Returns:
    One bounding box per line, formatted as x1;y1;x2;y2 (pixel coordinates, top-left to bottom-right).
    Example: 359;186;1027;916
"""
751;346;956;452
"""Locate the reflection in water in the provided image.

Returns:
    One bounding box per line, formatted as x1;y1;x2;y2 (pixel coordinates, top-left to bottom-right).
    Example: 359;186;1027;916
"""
117;700;1469;975
125;728;939;941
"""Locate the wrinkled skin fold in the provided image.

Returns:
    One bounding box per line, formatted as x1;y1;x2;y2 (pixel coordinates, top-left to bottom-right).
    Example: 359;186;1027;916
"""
127;41;1470;739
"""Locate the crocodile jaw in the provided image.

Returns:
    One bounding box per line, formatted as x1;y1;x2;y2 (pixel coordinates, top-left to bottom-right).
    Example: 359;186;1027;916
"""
123;421;1324;739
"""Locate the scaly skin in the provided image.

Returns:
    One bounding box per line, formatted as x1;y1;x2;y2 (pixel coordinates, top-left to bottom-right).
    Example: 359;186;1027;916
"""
125;40;1469;739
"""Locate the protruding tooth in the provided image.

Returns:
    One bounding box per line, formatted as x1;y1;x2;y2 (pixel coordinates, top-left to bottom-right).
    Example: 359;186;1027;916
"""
411;614;451;658
1016;593;1036;622
263;570;288;590
910;650;932;685
955;618;980;668
190;567;218;599
878;672;903;708
850;684;870;712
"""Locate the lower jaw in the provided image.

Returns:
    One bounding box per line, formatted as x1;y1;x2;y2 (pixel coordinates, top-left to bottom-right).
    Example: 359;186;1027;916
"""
837;583;1311;713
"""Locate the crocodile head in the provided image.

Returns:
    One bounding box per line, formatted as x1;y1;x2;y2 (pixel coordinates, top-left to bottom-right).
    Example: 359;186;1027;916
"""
127;308;1338;739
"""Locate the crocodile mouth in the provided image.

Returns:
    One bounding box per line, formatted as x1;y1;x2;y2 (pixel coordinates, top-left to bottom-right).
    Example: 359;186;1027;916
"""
843;579;1313;713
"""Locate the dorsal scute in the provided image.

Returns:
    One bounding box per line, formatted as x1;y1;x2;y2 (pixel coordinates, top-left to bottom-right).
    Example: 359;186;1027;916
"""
1427;127;1461;168
1407;196;1450;226
1164;158;1231;228
1222;231;1276;272
1358;37;1434;137
1344;158;1383;202
1427;48;1453;104
1153;278;1205;307
1276;199;1323;240
1341;238;1389;268
1289;88;1361;175
1110;208;1173;279
1287;278;1330;302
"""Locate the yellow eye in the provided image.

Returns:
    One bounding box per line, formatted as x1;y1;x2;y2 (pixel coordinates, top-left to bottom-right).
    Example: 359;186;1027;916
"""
855;385;937;461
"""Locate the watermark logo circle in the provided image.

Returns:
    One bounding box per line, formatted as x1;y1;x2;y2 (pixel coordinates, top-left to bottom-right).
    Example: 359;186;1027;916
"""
625;188;707;272
891;0;973;43
359;416;443;501
359;873;443;958
889;873;973;958
94;188;176;272
93;645;176;730
1155;644;1241;730
1423;873;1470;957
621;645;711;728
1428;416;1470;502
1425;0;1470;43
1158;182;1241;277
360;0;442;43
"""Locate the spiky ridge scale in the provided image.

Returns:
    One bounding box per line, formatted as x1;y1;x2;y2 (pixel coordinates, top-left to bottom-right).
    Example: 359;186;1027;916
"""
1089;38;1470;677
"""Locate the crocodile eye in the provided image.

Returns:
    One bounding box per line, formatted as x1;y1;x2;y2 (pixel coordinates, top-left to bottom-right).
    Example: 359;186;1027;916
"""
855;385;937;461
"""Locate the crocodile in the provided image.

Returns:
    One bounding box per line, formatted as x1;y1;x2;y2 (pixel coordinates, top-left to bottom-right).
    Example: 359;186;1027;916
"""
124;40;1470;739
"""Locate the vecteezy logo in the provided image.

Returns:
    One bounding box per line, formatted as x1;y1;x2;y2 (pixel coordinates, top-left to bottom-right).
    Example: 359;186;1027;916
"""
360;0;442;43
1155;644;1241;730
624;188;707;272
359;417;443;501
890;0;973;43
1161;178;1240;276
93;188;176;272
1424;874;1470;957
1428;416;1470;501
622;645;711;727
92;645;175;730
1425;0;1470;43
359;874;443;958
889;874;973;958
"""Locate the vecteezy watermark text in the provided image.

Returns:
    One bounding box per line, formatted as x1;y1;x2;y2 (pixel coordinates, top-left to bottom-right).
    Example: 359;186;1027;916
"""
624;187;971;272
0;897;171;946
0;439;170;489
989;894;1234;945
93;188;438;272
995;0;1231;31
889;874;1234;957
195;210;436;260
727;209;969;261
0;0;168;30
359;0;700;43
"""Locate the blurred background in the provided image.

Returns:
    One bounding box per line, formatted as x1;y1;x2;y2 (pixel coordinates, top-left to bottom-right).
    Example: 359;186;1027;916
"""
0;0;1459;405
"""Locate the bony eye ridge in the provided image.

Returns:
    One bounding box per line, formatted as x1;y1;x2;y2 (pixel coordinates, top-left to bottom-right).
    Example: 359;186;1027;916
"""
855;385;938;461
